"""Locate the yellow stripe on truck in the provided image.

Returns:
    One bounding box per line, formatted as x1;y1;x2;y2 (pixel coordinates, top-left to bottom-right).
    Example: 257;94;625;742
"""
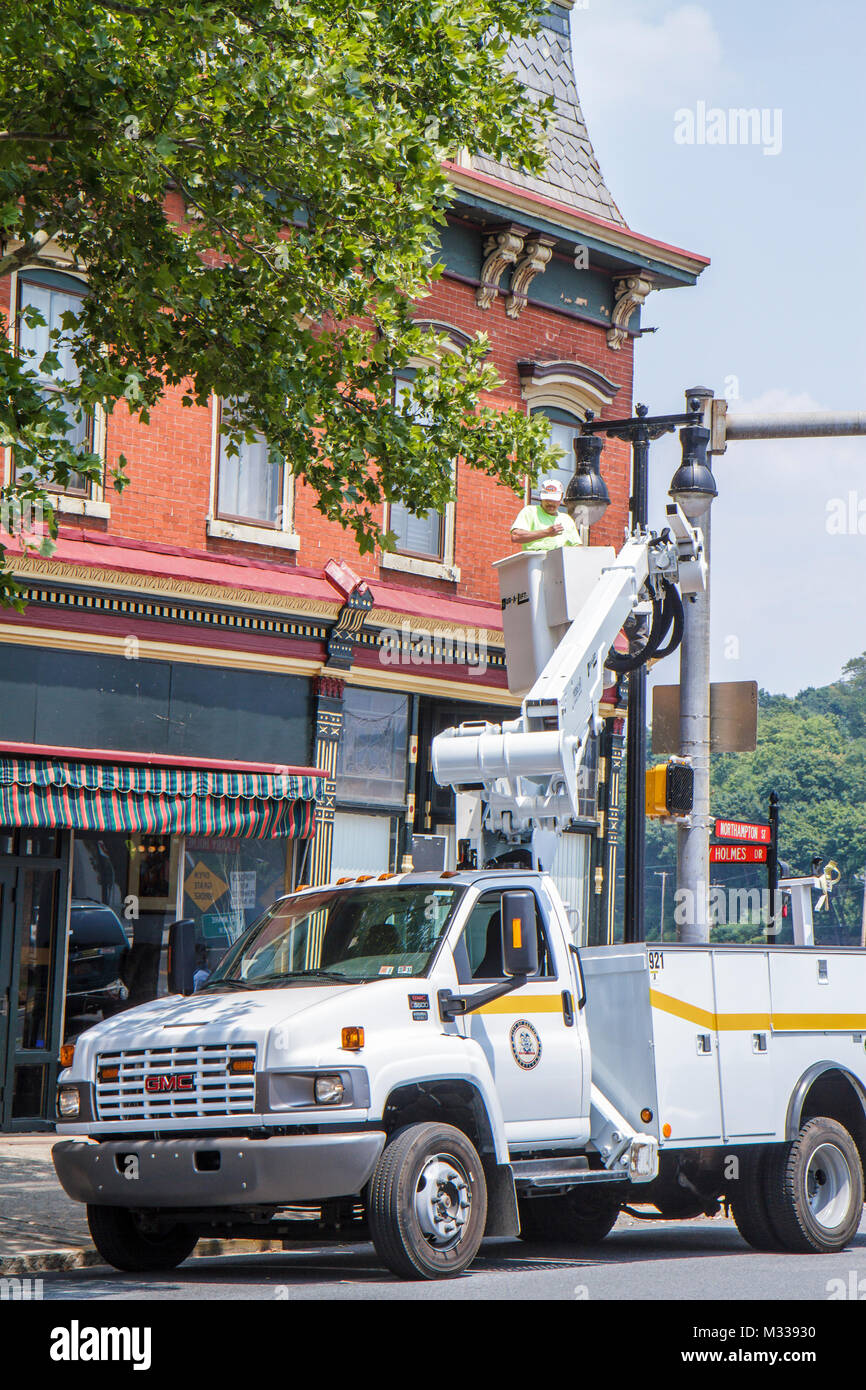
477;995;563;1015
649;988;866;1033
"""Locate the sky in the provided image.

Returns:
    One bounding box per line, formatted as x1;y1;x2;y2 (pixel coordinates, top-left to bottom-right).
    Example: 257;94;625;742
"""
570;0;866;696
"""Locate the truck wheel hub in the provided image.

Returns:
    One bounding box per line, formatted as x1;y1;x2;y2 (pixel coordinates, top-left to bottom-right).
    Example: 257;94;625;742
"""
415;1155;471;1247
805;1142;850;1229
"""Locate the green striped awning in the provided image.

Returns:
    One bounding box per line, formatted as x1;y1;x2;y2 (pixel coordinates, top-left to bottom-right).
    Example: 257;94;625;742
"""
0;757;318;839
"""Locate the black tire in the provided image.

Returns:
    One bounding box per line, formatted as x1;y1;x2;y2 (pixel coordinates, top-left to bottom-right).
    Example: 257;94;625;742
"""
518;1188;620;1246
764;1117;864;1254
729;1147;786;1252
367;1122;487;1280
87;1205;198;1272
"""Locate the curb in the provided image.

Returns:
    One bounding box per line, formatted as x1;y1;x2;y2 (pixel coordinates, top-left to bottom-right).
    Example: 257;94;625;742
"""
0;1238;283;1277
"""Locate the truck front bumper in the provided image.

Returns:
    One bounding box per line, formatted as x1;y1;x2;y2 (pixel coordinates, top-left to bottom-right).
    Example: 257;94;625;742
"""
52;1132;386;1209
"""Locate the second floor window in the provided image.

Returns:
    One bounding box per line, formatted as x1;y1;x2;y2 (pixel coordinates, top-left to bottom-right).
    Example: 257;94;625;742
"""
216;401;284;528
531;406;581;503
387;373;445;562
17;270;92;494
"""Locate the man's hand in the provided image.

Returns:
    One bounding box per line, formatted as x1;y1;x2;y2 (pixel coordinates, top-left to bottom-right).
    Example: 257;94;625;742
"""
549;520;564;536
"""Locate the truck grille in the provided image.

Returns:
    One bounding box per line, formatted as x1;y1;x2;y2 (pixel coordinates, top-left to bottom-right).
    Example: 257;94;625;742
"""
94;1044;257;1121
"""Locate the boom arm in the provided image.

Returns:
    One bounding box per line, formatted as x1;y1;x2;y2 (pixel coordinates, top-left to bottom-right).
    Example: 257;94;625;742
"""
432;504;706;836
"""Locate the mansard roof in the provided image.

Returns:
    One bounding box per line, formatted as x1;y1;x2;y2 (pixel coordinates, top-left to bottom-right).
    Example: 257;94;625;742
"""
469;2;625;228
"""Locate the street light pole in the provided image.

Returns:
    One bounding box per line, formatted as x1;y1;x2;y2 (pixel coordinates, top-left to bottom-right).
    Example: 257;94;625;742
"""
670;388;717;944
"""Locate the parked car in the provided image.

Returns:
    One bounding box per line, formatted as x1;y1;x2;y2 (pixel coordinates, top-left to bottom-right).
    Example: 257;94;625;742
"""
64;900;130;1035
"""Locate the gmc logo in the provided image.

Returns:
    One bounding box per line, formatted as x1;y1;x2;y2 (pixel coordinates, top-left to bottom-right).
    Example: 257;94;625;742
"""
144;1073;194;1094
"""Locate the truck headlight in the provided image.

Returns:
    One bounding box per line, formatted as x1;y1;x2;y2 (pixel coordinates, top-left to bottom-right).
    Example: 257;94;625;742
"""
314;1075;345;1105
57;1086;81;1118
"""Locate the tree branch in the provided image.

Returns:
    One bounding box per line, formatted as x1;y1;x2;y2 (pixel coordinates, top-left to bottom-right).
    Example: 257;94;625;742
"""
0;227;59;279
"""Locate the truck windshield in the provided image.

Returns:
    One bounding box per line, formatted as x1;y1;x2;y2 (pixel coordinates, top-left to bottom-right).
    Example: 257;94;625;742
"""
203;884;464;987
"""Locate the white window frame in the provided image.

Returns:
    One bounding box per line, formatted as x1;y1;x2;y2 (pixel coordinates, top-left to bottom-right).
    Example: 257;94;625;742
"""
380;365;460;583
5;265;110;518
206;396;299;551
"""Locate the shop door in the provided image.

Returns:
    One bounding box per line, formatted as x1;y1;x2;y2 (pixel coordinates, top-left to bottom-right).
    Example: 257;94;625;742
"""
0;837;70;1130
0;864;17;1121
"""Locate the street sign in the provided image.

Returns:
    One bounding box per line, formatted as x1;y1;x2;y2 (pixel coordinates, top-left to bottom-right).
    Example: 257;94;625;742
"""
714;819;772;844
652;681;758;755
710;844;768;864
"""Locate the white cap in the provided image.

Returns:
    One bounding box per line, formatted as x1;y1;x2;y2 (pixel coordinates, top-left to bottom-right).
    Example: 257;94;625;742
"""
539;478;564;501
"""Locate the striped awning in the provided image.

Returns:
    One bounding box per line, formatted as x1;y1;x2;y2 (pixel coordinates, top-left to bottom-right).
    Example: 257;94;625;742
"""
0;755;319;839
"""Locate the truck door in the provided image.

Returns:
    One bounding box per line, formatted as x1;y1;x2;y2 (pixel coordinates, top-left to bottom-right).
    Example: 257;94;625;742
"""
453;888;590;1148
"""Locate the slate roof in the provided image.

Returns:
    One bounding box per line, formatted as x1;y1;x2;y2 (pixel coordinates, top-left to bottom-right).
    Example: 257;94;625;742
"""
469;5;626;227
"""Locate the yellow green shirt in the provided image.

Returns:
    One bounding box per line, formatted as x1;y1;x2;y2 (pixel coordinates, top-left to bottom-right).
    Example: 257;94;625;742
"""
512;504;582;552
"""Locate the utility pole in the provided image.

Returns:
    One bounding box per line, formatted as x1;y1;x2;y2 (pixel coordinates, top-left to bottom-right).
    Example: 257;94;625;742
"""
671;388;716;943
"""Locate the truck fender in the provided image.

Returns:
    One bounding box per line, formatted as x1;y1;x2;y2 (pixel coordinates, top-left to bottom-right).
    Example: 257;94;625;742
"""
372;1055;509;1165
785;1061;866;1142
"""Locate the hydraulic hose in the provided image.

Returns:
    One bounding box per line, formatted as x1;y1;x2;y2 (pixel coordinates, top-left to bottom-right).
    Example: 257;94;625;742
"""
604;580;678;674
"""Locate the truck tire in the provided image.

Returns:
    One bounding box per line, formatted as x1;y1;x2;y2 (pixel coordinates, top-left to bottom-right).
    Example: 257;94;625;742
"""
87;1205;198;1272
368;1122;487;1280
729;1147;786;1252
518;1189;620;1246
763;1117;864;1254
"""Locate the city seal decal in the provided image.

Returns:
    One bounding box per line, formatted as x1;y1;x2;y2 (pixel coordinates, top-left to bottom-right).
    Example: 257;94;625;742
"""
510;1019;542;1070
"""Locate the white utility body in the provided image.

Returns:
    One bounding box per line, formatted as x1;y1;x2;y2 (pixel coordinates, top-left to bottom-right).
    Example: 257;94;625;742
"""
52;521;866;1280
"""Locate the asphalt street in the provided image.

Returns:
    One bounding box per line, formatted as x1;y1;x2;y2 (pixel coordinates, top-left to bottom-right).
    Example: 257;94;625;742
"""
33;1214;866;1301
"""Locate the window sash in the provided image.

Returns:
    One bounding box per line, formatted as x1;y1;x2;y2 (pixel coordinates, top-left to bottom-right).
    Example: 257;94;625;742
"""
216;406;284;528
389;375;445;560
17;277;94;496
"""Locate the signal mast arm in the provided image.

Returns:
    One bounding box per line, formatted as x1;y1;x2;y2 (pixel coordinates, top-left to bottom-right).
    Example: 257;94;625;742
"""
432;504;706;837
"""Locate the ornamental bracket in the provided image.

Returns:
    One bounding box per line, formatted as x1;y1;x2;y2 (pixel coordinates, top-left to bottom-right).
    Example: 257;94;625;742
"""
505;234;557;320
476;224;528;310
607;274;654;351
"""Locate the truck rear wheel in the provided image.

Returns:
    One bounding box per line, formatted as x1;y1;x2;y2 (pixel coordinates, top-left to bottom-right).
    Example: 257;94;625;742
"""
518;1189;620;1246
764;1117;864;1254
368;1122;487;1280
729;1147;786;1252
87;1205;198;1272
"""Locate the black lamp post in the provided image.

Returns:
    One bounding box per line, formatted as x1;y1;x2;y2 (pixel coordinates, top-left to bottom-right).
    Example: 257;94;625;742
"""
565;423;611;529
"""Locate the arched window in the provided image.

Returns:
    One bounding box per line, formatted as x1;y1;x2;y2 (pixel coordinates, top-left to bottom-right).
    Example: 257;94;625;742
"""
15;268;94;495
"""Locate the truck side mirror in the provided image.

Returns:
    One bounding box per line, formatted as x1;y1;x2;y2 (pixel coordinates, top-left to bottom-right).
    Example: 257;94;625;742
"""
167;918;196;997
501;892;538;978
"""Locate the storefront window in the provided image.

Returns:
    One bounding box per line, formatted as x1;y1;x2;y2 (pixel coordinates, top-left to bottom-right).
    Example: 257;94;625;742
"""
336;687;408;805
181;836;291;977
15;869;58;1051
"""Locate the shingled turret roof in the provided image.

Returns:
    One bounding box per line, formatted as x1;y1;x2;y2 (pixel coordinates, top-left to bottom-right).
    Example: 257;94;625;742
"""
470;1;625;228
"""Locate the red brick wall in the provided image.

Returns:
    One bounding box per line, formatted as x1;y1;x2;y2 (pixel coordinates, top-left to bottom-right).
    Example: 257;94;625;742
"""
2;258;634;607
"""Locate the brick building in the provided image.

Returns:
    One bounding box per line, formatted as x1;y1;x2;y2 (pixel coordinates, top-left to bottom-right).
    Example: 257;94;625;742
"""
0;0;707;1127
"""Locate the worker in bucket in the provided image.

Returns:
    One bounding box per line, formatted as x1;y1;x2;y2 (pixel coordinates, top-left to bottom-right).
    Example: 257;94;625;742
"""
510;476;583;551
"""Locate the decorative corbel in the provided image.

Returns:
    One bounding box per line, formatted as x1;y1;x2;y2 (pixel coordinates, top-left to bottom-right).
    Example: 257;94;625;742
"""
505;234;557;319
607;274;654;350
476;224;528;310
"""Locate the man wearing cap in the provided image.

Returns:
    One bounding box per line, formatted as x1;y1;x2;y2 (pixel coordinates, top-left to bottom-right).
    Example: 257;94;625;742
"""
511;478;583;551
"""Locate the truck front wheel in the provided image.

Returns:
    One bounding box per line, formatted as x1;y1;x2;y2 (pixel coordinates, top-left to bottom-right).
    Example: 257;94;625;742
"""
368;1123;487;1280
87;1205;198;1273
518;1189;620;1245
764;1117;864;1254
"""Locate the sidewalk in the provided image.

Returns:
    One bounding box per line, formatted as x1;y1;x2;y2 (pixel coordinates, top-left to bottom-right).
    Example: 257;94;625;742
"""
0;1133;281;1275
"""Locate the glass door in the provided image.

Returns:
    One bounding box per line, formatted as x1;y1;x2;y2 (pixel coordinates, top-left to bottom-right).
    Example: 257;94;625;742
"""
0;863;18;1122
0;833;70;1130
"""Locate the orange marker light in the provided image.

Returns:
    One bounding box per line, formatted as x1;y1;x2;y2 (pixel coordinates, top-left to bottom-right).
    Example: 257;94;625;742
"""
59;1043;75;1069
99;1065;119;1082
341;1026;365;1051
662;1122;672;1138
640;1108;654;1124
512;918;522;949
229;1058;255;1075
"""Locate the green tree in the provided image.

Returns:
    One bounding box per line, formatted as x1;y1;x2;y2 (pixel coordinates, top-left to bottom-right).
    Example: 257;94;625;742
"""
0;0;559;604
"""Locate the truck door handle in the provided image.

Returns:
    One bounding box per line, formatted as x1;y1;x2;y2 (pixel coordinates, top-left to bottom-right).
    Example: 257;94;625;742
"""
561;990;575;1027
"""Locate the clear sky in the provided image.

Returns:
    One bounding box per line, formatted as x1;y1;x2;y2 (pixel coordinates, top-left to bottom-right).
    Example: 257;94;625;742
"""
571;0;866;696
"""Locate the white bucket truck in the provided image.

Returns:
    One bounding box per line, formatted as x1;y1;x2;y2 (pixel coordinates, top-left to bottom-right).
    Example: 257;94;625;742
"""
53;512;866;1279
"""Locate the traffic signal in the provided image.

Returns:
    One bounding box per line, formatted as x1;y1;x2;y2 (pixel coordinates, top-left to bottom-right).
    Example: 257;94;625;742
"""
646;758;694;818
